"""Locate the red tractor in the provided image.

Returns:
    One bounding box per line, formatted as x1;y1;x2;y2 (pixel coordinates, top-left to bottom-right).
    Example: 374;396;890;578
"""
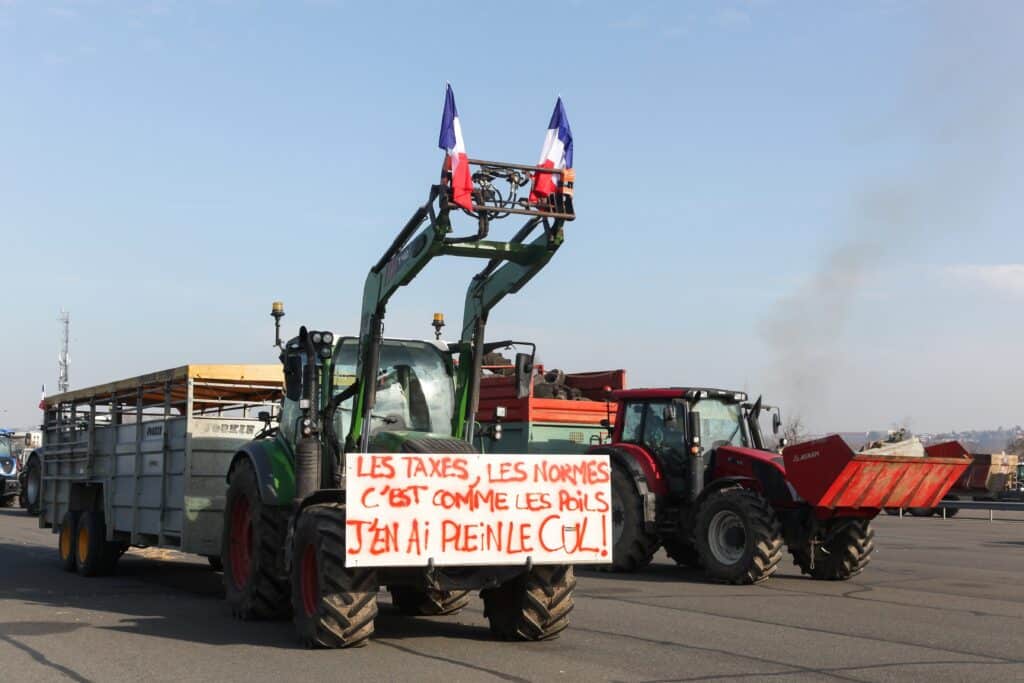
588;387;970;584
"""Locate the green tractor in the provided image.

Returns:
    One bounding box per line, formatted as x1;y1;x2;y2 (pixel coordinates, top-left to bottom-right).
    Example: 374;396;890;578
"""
220;128;582;646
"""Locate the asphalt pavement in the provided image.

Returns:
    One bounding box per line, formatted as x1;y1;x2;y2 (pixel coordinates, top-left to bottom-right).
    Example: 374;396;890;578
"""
1;507;1022;682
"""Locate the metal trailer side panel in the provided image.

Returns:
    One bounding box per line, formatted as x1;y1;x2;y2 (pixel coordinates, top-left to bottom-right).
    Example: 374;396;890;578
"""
38;365;283;559
180;416;262;556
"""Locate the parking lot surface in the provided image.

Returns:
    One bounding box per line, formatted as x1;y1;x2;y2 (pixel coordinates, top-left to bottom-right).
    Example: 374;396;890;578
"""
1;508;1022;682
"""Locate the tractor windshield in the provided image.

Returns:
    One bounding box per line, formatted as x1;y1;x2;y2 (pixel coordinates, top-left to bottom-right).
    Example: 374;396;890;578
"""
693;399;748;449
331;338;455;438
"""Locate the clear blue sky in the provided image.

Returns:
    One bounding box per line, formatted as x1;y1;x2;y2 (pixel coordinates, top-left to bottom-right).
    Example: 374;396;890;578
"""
1;1;1021;434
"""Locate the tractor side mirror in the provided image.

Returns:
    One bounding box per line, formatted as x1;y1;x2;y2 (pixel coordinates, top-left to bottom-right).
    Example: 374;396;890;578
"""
258;410;272;425
772;411;782;435
24;433;32;446
514;352;533;399
284;354;303;401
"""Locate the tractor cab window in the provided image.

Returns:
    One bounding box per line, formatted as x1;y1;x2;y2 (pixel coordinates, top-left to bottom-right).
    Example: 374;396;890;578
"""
278;352;311;447
620;402;645;443
331;338;455;440
693;398;748;449
641;401;687;461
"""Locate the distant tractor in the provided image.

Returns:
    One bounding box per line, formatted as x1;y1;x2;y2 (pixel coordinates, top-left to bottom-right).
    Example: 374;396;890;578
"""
0;430;20;507
589;388;971;583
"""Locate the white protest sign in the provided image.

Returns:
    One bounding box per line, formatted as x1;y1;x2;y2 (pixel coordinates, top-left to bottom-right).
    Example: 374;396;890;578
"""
344;452;613;568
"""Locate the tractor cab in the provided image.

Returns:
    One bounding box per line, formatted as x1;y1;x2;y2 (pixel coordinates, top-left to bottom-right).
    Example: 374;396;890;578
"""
611;387;753;458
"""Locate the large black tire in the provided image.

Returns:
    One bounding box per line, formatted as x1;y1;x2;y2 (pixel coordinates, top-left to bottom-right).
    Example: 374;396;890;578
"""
884;508;901;516
58;510;79;572
481;565;575;641
22;456;41;515
694;488;783;585
605;466;659;572
662;536;703;568
789;518;874;581
76;509;119;577
941;507;960;518
291;503;378;648
908;507;935;517
390;587;471;616
222;459;290;619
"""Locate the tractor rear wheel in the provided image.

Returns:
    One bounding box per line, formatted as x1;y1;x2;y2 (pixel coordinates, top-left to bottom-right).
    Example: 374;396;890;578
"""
662;536;702;568
22;456;41;515
390;587;470;616
221;460;290;619
605;465;659;572
790;518;874;581
482;565;575;641
694;487;783;585
291;503;378;648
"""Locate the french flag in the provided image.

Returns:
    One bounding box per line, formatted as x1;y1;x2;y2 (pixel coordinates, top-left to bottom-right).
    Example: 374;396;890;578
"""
529;98;574;204
437;84;474;212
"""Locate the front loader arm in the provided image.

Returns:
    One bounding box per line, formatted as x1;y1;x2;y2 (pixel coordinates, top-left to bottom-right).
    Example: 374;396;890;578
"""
346;163;573;453
453;219;565;440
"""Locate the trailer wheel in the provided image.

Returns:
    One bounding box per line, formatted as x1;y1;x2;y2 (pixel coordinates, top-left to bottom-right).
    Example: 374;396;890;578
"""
22;456;41;516
390;587;471;616
291;503;378;648
76;510;118;577
662;536;702;568
604;466;659;572
58;510;79;572
481;565;575;641
694;487;783;585
790;518;874;581
222;459;290;620
907;508;935;517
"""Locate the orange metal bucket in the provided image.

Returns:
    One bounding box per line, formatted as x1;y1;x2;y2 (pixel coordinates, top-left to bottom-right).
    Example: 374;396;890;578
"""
782;436;971;513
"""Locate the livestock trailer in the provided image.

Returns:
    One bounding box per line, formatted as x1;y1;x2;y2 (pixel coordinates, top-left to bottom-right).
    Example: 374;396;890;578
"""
34;365;282;569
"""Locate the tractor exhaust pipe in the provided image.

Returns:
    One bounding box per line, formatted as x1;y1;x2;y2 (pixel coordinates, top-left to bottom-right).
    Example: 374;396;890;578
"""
688;410;703;502
295;327;321;500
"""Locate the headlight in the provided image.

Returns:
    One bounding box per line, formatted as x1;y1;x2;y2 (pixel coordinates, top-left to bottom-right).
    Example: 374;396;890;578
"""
322;332;334;345
311;332;322;343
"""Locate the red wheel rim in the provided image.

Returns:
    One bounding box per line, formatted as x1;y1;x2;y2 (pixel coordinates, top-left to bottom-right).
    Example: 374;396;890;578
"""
300;544;318;617
229;496;253;589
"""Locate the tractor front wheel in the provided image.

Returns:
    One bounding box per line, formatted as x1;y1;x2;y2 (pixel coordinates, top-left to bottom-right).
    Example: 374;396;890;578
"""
221;460;290;619
481;565;575;641
291;503;378;648
390;587;470;616
605;465;659;572
694;487;783;585
790;518;874;581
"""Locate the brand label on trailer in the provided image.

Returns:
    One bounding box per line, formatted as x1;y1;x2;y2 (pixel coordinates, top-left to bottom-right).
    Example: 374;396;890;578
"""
344;453;613;567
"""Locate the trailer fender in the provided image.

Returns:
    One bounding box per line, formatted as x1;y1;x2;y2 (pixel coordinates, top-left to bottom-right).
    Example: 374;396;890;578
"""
588;446;659;526
228;439;295;506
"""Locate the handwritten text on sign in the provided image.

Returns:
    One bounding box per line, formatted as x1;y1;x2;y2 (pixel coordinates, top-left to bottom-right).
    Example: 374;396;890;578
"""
345;453;613;568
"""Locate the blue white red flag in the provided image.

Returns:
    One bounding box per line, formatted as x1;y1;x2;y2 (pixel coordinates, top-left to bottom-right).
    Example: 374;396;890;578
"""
529;98;573;203
437;84;474;211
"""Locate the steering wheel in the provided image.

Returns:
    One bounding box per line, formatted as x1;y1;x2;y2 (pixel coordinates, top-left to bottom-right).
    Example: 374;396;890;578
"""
649;427;665;450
